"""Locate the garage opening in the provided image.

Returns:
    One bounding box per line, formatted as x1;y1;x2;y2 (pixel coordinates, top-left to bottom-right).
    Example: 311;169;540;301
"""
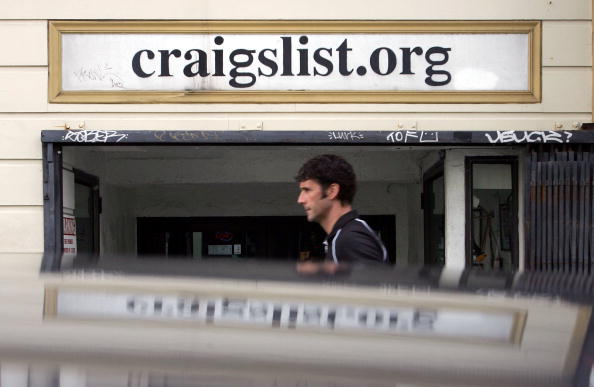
57;144;440;273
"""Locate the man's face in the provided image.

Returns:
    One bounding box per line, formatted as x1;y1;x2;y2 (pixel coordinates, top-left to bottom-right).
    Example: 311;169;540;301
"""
297;179;332;224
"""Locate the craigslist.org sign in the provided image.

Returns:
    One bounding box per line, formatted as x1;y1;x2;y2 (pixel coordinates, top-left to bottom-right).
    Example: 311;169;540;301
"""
61;33;529;92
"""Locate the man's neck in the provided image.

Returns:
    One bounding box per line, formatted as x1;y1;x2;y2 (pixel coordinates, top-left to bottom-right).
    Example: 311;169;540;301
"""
320;204;352;234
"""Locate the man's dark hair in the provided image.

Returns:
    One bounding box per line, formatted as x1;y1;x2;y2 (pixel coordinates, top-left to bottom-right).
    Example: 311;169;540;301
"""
295;154;356;204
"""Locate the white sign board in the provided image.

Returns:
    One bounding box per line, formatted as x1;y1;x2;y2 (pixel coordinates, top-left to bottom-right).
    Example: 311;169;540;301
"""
52;289;521;343
61;33;528;92
49;21;541;103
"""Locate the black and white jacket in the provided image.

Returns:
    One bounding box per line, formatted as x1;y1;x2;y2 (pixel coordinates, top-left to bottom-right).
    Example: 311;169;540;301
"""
324;210;388;264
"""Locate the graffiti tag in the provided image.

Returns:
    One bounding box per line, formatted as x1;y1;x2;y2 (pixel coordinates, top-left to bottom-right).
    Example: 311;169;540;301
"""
63;130;128;143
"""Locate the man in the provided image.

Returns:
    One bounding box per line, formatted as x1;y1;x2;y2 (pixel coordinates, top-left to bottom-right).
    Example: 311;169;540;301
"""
295;154;387;274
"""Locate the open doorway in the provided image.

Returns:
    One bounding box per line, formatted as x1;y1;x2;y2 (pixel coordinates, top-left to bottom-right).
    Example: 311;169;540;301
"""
57;145;440;273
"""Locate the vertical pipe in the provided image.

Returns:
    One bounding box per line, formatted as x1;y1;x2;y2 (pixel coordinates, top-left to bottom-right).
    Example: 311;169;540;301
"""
546;158;553;271
536;156;543;270
578;157;586;273
590;147;594;275
565;154;573;272
54;144;64;271
528;151;537;271
559;155;567;272
571;158;579;272
550;157;560;272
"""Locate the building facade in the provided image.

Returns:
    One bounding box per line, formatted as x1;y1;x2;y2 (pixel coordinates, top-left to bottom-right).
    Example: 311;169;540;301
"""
0;1;593;385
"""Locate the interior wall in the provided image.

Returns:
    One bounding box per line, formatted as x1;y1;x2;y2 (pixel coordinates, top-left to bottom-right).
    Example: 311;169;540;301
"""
99;147;422;185
128;182;411;217
101;184;136;256
122;180;418;263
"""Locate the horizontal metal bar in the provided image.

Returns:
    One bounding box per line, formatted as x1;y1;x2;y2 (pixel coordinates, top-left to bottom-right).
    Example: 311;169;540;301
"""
41;129;594;145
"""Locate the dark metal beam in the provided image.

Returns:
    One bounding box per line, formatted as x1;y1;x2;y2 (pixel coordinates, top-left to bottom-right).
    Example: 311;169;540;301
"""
41;129;594;145
41;142;63;272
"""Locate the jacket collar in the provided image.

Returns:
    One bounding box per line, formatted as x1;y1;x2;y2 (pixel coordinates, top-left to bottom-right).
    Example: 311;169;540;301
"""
327;209;359;238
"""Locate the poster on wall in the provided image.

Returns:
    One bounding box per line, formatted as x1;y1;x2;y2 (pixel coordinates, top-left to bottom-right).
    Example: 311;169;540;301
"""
63;215;77;257
48;21;541;104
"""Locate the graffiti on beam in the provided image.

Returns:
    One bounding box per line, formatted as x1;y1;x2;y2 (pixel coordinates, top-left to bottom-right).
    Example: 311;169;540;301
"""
153;131;221;142
386;131;439;143
63;130;128;143
327;131;365;141
485;131;574;144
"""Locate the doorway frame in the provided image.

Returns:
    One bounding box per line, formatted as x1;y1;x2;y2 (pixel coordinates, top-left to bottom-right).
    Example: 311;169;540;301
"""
40;129;594;271
464;156;519;269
